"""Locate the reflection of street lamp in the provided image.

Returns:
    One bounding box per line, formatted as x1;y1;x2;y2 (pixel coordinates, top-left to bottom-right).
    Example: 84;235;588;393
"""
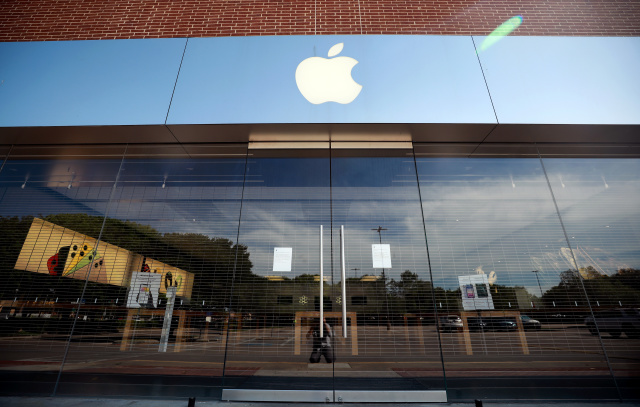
532;270;543;300
350;268;360;278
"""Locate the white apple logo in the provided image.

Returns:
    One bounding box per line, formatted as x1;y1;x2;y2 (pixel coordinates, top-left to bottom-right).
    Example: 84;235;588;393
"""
295;43;362;104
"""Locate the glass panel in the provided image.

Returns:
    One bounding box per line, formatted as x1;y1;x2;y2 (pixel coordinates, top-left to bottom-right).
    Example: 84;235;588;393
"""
223;150;332;396
331;150;446;394
416;157;619;401
54;146;247;399
542;158;640;400
0;146;124;396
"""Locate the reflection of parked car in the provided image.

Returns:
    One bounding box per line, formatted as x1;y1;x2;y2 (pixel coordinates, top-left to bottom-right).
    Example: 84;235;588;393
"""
438;315;463;332
466;317;487;331
466;317;517;332
485;318;517;331
584;308;640;339
520;315;542;330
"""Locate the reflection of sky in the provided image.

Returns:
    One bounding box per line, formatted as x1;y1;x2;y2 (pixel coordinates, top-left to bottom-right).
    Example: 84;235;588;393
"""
109;158;246;239
0;159;122;219
475;36;640;125
1;156;638;297
167;35;495;124
542;159;640;274
0;39;186;127
417;158;640;293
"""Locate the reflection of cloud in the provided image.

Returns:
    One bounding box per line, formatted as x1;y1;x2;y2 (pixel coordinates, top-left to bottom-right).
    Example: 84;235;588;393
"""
531;251;566;274
238;193;430;282
62;185;244;238
418;160;640;289
475;266;498;285
560;247;577;269
44;159;638;294
421;178;568;289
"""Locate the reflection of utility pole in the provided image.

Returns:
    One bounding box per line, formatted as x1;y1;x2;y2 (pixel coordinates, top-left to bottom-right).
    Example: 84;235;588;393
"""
532;270;543;303
372;226;390;330
372;226;388;281
350;268;360;279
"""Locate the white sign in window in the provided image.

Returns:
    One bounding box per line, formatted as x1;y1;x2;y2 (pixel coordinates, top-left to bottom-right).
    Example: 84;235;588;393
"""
372;244;391;268
127;272;161;309
273;247;293;272
458;274;495;311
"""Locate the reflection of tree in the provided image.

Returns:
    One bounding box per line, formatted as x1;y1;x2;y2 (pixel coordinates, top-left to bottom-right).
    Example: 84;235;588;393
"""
558;269;582;289
615;268;640;292
0;214;254;309
0;216;46;299
578;265;602;280
389;271;434;314
543;268;640;308
7;214;637;319
491;285;529;309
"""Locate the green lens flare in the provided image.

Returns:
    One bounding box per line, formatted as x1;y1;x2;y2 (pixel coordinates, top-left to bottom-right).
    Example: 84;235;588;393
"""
478;15;523;53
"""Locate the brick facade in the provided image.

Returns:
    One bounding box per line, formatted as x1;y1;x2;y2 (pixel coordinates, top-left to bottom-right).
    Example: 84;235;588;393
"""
1;0;639;42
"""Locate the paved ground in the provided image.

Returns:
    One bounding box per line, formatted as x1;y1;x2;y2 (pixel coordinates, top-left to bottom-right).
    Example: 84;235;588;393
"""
1;324;638;403
2;398;640;407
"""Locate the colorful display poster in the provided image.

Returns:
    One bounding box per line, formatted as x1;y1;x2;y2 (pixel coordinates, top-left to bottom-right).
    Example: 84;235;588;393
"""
458;274;495;310
14;218;194;298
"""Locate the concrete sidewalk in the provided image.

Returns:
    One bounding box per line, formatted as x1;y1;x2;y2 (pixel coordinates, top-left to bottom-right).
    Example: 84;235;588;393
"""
2;398;640;407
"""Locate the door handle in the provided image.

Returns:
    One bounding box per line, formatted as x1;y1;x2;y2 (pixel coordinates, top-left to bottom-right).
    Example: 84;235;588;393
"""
320;225;324;337
341;225;347;338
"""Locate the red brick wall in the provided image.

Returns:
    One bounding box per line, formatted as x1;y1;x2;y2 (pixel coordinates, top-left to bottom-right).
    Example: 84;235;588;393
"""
1;0;639;42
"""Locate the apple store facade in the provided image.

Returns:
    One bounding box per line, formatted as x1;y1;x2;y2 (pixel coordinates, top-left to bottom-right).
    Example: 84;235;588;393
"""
0;35;639;403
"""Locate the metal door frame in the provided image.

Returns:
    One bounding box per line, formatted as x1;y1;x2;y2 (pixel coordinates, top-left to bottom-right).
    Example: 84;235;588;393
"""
222;389;448;403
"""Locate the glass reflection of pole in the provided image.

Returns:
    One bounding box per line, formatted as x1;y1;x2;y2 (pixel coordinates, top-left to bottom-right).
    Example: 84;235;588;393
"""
532;270;543;305
350;268;360;279
372;226;390;330
372;226;388;280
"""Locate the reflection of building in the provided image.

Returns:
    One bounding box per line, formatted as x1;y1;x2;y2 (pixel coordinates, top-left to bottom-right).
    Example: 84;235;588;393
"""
0;1;639;404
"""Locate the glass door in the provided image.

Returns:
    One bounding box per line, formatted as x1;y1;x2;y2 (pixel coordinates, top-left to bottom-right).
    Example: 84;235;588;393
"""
222;147;335;402
222;145;446;402
329;146;446;402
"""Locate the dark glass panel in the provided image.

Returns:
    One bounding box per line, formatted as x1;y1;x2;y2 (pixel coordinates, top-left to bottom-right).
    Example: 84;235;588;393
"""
0;145;125;396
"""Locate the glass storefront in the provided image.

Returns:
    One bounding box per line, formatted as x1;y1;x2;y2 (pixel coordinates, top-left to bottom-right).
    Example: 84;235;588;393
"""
0;144;638;402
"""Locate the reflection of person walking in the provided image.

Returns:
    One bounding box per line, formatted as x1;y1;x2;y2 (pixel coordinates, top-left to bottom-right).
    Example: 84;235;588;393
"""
307;318;335;363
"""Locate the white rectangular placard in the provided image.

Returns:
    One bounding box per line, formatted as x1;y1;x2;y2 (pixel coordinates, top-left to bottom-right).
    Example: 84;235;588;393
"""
127;272;162;308
458;274;495;311
273;247;293;272
372;244;391;268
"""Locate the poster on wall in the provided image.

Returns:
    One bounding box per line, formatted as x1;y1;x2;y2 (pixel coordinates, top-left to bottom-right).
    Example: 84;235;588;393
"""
126;272;162;308
458;274;494;310
14;218;195;299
